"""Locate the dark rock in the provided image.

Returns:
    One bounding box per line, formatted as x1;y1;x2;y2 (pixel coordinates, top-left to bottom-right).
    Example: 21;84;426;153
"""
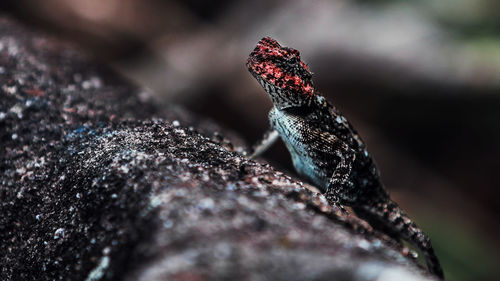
0;16;434;281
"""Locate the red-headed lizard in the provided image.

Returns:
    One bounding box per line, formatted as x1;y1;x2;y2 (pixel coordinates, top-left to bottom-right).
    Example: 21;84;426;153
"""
245;37;444;279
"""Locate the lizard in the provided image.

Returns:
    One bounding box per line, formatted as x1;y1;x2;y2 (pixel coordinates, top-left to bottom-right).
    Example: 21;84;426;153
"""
245;36;444;279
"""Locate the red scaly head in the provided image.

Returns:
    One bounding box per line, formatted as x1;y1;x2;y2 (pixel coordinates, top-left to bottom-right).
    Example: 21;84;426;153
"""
247;37;314;109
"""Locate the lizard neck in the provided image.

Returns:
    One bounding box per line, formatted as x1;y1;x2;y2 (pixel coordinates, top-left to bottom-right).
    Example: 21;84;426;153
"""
256;75;313;110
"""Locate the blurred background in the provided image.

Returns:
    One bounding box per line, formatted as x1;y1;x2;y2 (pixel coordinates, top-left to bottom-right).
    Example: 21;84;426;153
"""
1;0;499;280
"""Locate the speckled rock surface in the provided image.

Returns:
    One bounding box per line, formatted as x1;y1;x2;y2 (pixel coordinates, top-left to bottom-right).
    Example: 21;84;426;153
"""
0;17;435;281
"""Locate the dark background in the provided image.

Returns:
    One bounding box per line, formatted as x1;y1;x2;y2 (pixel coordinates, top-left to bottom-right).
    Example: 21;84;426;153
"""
2;0;499;280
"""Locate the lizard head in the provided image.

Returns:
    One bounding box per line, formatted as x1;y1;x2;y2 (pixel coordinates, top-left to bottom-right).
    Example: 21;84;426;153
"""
247;37;314;109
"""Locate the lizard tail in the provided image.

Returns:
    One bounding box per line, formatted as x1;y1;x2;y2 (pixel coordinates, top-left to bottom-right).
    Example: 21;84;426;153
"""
352;200;444;279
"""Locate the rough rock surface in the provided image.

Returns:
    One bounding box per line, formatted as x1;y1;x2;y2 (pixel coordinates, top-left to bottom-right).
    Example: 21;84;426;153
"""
0;17;435;281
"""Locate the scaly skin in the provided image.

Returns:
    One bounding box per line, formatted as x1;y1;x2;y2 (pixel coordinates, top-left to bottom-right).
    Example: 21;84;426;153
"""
246;36;444;279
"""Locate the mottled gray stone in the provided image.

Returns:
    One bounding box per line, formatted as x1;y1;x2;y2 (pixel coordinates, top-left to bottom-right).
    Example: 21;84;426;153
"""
0;16;435;281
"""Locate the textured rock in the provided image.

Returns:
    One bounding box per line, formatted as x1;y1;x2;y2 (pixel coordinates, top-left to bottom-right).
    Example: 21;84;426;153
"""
0;17;435;281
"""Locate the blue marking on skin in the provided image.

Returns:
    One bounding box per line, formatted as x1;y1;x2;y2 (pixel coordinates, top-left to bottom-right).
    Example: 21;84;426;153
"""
65;125;91;141
74;126;86;134
270;107;328;191
65;124;113;142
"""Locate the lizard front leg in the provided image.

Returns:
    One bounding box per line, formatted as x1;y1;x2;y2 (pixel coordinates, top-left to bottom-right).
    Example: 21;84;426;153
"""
244;127;279;159
324;143;356;206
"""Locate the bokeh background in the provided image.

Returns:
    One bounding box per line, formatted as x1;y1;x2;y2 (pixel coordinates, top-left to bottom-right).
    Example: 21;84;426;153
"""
2;0;499;280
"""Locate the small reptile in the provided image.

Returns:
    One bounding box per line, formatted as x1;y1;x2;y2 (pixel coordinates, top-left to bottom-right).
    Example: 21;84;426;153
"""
245;36;444;279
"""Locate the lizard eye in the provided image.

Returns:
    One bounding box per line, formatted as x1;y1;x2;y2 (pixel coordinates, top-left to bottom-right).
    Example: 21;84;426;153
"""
289;57;299;64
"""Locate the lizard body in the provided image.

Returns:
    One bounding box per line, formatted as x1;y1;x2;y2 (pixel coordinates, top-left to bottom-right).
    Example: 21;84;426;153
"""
246;37;444;279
